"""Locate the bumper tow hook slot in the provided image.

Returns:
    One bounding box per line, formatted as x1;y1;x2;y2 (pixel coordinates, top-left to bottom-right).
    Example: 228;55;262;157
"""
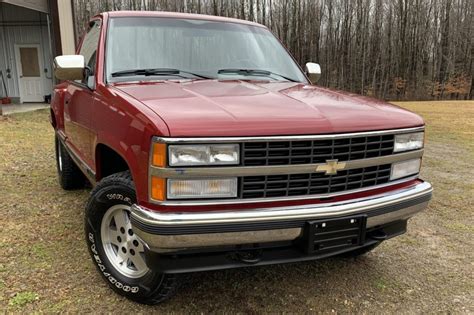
370;230;388;241
234;250;263;264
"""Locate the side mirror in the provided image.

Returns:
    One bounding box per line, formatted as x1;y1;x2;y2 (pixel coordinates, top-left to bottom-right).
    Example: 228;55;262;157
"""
53;55;85;80
305;62;321;84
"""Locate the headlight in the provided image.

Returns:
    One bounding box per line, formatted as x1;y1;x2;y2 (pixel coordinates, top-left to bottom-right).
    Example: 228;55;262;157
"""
390;158;421;180
167;178;238;199
169;144;239;166
394;132;424;152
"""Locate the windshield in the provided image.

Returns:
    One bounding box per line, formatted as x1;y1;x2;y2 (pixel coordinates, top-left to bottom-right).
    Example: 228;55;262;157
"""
106;17;307;83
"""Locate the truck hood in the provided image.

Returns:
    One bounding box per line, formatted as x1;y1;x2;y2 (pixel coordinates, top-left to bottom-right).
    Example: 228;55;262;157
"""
114;80;423;137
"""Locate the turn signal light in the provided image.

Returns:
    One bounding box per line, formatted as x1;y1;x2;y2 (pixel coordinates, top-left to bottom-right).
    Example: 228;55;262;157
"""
152;143;166;167
151;176;166;201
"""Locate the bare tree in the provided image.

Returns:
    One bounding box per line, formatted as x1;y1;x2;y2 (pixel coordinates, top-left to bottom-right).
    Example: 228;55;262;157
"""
72;0;473;100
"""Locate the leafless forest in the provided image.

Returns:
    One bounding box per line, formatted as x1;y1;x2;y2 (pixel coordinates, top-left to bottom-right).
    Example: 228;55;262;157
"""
73;0;473;100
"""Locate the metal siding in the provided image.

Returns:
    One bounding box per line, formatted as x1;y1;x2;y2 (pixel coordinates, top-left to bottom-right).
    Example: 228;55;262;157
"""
0;24;7;97
1;1;41;21
0;0;48;13
0;3;52;99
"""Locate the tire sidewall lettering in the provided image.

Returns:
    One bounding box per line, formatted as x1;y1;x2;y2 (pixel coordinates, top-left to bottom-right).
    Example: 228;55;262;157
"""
84;174;174;303
87;231;139;293
105;193;132;205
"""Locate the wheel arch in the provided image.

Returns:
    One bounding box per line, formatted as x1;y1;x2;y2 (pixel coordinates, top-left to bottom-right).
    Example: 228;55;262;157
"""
95;143;134;182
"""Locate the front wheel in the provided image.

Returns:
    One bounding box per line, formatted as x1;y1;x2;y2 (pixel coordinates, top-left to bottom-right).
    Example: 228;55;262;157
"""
84;171;182;304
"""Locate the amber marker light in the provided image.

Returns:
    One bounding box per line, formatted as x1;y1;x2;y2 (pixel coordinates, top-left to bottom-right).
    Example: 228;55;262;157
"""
151;176;166;201
152;142;166;167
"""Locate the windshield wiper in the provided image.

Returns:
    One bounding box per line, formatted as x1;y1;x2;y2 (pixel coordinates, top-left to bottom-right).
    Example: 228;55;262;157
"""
111;68;212;79
217;68;299;82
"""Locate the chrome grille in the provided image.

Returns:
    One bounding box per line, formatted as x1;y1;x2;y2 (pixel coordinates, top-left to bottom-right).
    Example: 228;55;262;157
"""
240;164;392;199
242;135;395;166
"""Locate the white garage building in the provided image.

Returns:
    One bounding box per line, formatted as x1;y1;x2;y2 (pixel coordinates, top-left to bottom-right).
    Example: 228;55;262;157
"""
0;0;75;103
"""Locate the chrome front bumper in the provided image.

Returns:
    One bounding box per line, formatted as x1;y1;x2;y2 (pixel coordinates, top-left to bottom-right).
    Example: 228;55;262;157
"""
130;181;432;253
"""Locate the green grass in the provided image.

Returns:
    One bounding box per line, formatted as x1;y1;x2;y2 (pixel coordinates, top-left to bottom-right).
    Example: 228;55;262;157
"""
32;244;50;260
8;292;39;308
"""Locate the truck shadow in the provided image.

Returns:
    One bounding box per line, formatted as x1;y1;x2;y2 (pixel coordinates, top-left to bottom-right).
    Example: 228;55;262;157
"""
167;254;392;311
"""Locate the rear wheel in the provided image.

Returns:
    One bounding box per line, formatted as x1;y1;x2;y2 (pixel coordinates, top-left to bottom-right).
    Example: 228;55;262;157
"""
85;171;182;304
55;135;85;190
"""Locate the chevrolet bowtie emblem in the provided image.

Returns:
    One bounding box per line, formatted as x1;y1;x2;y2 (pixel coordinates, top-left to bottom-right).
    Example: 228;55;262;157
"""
316;159;346;175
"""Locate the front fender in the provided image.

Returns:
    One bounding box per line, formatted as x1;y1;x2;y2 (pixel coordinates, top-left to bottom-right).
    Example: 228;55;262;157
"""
92;85;167;204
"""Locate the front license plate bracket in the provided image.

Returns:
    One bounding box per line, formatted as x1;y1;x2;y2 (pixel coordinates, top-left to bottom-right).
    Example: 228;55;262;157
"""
303;215;367;254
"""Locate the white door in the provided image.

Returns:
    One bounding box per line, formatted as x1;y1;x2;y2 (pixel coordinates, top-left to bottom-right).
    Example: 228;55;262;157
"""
14;44;44;103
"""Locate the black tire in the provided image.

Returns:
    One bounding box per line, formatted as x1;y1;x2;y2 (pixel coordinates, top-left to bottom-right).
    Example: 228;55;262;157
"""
339;243;380;258
84;171;182;305
55;135;85;190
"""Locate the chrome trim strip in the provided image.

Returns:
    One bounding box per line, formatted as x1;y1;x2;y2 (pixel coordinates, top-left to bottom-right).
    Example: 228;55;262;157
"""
133;181;432;226
154;126;425;143
153;175;419;206
137;228;303;252
366;201;428;228
57;129;67;142
150;149;423;178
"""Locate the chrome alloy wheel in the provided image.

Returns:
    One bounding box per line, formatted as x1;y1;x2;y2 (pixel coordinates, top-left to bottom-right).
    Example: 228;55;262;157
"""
101;204;149;278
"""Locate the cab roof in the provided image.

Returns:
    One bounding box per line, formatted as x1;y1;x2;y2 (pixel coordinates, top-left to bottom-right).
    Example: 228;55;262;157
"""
101;11;266;28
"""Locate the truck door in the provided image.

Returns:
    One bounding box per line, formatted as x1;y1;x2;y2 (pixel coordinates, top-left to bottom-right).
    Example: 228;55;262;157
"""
63;20;101;169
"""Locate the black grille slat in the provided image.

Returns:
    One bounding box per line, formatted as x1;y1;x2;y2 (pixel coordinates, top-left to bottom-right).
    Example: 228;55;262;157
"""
240;164;394;199
240;136;395;199
243;135;394;167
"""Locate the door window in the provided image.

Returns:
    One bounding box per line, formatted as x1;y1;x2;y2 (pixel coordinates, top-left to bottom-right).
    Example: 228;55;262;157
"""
78;20;101;85
20;47;40;77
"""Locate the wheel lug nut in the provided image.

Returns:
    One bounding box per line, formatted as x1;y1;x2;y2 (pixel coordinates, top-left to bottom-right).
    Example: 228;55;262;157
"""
128;229;133;236
120;227;125;234
130;249;135;256
121;247;126;253
133;240;139;247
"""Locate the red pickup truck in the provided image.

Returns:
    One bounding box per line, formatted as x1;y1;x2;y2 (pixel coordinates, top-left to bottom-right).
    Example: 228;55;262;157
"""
51;11;432;304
